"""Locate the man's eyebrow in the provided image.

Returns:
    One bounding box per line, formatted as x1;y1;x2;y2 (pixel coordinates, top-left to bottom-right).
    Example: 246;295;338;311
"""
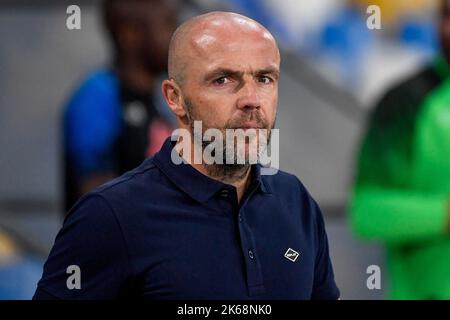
255;67;280;79
203;68;243;82
204;67;280;82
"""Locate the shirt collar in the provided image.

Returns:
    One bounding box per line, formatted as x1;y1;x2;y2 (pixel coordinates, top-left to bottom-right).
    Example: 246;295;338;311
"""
153;137;271;203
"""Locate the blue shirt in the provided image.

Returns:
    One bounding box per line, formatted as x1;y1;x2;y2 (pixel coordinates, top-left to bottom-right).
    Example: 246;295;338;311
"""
63;69;176;211
64;69;175;178
35;137;340;300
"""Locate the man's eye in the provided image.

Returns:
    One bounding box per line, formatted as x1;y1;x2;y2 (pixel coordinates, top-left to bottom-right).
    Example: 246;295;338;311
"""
213;76;230;85
258;76;272;84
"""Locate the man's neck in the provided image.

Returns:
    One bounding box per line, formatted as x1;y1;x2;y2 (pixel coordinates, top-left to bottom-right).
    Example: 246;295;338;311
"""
203;163;252;204
175;141;252;204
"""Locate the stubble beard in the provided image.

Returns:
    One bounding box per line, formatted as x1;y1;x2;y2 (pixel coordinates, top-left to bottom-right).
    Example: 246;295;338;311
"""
184;98;274;184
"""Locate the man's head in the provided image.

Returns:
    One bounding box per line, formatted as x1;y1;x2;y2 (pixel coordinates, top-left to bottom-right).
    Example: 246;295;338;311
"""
439;0;450;62
103;0;177;73
162;11;280;171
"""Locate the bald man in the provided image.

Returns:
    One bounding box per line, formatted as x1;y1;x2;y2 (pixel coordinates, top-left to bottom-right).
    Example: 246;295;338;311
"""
34;12;340;300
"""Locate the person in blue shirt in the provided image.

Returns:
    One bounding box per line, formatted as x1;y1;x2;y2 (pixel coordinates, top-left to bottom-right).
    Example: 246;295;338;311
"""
63;0;177;212
35;11;340;300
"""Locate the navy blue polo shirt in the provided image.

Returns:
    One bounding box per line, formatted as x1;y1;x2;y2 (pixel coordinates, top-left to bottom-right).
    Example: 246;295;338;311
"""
34;137;340;300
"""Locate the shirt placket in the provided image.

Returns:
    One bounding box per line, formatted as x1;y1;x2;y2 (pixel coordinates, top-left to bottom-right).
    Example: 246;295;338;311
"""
225;183;265;296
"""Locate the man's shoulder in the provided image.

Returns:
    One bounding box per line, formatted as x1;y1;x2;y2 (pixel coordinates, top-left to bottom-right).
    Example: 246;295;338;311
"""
95;158;160;196
66;69;119;110
262;168;311;198
372;65;440;123
67;158;160;213
262;169;323;226
382;65;438;100
64;69;121;128
78;69;118;93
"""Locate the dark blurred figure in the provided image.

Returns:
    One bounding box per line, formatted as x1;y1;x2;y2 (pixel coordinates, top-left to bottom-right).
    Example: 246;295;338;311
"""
63;0;178;212
351;0;450;299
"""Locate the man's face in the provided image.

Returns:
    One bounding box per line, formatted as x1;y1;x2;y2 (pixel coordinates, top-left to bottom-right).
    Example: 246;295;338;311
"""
179;25;280;161
141;2;178;72
440;0;450;62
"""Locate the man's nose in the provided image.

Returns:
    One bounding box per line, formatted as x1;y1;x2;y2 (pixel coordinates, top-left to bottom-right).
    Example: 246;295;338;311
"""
236;79;261;111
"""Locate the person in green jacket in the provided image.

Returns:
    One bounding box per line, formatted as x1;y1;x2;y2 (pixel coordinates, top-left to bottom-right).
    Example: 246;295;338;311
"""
350;0;450;299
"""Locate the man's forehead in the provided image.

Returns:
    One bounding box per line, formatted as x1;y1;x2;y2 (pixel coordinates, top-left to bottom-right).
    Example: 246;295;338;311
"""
188;40;279;78
188;28;279;61
192;12;269;33
185;12;277;50
189;32;278;54
191;19;274;45
167;11;280;83
202;55;280;73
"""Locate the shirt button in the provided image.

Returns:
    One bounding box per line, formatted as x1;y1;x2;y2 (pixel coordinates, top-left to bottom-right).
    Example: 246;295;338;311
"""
220;189;230;197
248;250;254;260
238;214;243;222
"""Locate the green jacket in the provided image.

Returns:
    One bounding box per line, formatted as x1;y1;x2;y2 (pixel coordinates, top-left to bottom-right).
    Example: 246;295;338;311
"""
350;56;450;299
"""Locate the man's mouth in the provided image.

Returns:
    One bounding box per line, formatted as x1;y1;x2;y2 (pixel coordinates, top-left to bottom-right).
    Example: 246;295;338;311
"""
233;121;263;130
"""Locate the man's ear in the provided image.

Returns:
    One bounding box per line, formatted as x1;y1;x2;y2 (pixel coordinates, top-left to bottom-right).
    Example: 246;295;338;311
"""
161;79;187;118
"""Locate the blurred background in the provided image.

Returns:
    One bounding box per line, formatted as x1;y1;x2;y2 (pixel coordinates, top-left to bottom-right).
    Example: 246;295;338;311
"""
0;0;441;299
